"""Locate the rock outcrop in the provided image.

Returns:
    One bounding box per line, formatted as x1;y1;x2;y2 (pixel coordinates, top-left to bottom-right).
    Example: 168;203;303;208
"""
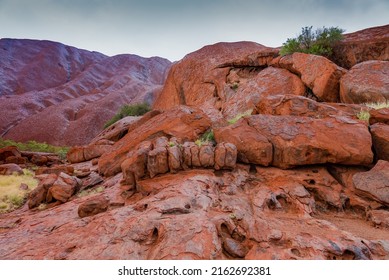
340;60;389;104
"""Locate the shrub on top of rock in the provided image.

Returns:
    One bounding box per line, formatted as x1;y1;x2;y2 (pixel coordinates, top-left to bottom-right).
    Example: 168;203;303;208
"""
103;102;151;129
280;26;344;57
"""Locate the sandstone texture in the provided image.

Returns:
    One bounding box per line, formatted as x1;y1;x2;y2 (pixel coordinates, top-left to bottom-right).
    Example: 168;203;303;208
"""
1;26;389;260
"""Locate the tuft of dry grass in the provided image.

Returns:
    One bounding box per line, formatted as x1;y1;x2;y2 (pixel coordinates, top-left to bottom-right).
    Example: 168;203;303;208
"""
0;169;38;213
364;101;389;110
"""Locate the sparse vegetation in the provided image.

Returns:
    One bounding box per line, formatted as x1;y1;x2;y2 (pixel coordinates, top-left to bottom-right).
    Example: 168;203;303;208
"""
104;102;151;128
357;110;371;122
230;82;239;90
0;138;69;160
0;169;38;213
195;129;215;147
364;101;389;110
280;26;344;57
228;109;253;124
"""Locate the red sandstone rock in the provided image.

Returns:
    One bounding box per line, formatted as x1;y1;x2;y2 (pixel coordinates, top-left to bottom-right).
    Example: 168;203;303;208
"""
153;42;280;122
370;108;389;125
340;61;389;104
5;155;27;164
214;119;272;166
272;52;346;102
353;160;389;206
98;106;211;177
121;141;152;188
331;24;389;69
246;114;373;168
167;145;183;173
35;165;74;176
147;147;169;178
199;144;215;168
214;143;237;170
256;94;365;119
28;173;58;209
370;123;389;161
46;172;81;203
78;195;109;218
367;210;389;228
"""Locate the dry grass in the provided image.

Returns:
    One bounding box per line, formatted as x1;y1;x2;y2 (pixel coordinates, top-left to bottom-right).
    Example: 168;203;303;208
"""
364;101;389;110
228;109;253;124
0;169;38;213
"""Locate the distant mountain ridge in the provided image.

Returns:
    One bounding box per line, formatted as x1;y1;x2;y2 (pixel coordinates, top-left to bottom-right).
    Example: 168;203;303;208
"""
0;39;171;145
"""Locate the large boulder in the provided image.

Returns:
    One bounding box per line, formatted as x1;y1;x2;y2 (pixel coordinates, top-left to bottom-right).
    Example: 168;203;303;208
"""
340;61;389;104
46;172;81;203
370;123;389;161
28;173;58;209
369;108;389;125
214;143;237;170
246;115;373;168
271;52;346;102
153;42;281;122
98;106;211;177
214;118;272;166
67;142;113;163
147;147;169;178
353;160;389;206
78;196;109;218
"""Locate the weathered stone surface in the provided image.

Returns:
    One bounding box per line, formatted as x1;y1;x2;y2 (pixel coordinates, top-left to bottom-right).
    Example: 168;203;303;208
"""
80;172;104;191
222;237;249;258
78;196;109;218
167;145;183;173
370;108;389;125
66;147;85;163
30;154;48;166
147;147;169;178
199;144;215;168
46;172;81;203
28;174;58;209
182;142;194;169
98;106;211;177
371;123;389;161
256;94;364;119
247;115;373;168
190;144;201;167
121;141;152;187
367;210;389;228
214;143;237;170
331;24;389;69
214;119;272;166
340;61;389;104
5;156;27;164
0;163;23;175
353;160;389;205
272;52;346;102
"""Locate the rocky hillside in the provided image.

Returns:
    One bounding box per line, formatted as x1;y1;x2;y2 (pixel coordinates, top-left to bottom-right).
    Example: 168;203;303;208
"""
0;25;388;260
0;39;171;146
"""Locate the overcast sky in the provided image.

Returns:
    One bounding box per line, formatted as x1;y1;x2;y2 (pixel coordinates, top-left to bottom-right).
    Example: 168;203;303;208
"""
0;0;388;61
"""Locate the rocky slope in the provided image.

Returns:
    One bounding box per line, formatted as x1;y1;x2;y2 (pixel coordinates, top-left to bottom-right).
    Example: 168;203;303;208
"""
0;39;171;146
0;25;389;260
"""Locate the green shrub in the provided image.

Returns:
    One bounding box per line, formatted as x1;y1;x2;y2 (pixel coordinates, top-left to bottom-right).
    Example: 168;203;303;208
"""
104;102;151;128
357;110;370;122
0;138;69;159
280;26;344;57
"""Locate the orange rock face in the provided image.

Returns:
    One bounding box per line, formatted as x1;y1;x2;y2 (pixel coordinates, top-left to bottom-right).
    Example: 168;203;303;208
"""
98;106;211;177
340;61;389;104
272;52;346;102
331;24;389;69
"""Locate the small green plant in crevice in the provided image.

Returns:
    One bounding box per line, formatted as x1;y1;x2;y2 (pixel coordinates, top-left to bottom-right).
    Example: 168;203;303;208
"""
168;141;176;147
230;82;239;91
280;26;344;57
195;129;215;147
228;109;253;125
357;110;370;122
104;102;151;128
